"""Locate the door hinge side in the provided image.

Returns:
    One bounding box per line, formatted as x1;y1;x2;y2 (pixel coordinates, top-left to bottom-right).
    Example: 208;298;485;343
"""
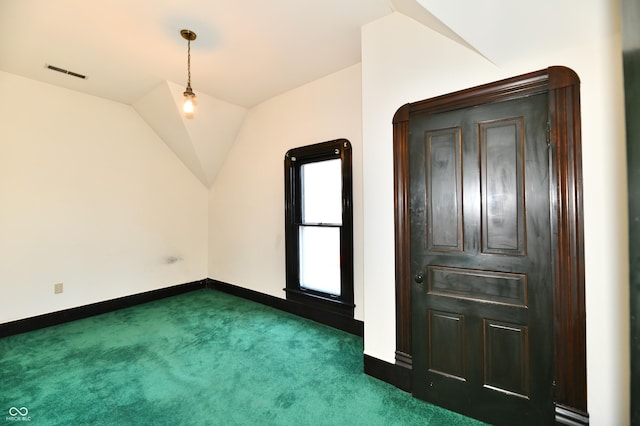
546;123;551;145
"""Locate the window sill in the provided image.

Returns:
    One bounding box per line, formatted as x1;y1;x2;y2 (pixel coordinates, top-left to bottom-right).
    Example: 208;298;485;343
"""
284;288;355;318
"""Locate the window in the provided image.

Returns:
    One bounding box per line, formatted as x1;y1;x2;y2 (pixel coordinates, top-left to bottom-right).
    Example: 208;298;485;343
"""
284;139;354;317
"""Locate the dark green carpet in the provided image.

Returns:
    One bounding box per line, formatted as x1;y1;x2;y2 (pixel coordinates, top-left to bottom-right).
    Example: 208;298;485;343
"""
1;289;485;425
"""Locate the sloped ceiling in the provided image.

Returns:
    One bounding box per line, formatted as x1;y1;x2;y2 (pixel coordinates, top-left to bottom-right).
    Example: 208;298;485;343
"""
132;81;247;186
417;0;617;67
0;0;396;187
2;0;595;187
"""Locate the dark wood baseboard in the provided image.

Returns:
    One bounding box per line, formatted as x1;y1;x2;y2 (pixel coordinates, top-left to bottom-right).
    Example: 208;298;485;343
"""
0;280;207;338
1;278;363;339
207;279;363;336
363;354;412;392
555;405;589;425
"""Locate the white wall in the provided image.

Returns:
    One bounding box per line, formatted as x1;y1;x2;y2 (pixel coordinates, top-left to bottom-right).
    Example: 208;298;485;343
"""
361;11;628;425
0;71;208;323
208;64;365;320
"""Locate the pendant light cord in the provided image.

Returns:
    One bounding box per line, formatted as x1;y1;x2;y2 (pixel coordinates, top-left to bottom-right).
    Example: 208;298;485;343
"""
187;38;191;89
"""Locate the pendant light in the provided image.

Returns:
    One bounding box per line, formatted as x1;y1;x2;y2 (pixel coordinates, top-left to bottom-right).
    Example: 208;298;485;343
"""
180;29;197;115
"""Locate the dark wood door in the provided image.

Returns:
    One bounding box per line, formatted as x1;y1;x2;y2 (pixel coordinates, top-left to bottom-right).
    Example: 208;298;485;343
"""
409;93;554;424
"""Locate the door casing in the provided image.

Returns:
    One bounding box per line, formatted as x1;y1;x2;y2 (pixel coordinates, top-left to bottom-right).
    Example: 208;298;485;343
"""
392;67;588;424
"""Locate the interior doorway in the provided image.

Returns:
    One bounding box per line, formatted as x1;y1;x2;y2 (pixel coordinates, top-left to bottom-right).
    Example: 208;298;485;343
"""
393;67;588;425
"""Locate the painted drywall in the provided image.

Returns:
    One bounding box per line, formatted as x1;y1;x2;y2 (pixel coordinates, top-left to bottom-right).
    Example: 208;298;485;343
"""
0;71;208;323
361;10;628;425
208;64;364;320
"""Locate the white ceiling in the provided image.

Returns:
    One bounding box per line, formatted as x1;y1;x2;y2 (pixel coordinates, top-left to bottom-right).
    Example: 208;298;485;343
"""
0;0;604;187
0;0;442;187
0;0;397;108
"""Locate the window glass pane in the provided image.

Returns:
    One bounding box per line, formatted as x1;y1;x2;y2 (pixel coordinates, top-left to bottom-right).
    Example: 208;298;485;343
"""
299;226;341;296
301;159;342;224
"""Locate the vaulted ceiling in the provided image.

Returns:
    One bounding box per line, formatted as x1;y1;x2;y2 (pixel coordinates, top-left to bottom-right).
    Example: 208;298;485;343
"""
0;0;607;186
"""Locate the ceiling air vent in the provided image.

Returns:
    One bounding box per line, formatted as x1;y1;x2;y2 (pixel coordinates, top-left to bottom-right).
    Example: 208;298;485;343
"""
45;64;87;80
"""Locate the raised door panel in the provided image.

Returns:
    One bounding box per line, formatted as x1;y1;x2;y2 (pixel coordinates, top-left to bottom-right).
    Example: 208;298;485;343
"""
480;117;526;255
483;319;530;398
428;310;466;381
425;127;463;252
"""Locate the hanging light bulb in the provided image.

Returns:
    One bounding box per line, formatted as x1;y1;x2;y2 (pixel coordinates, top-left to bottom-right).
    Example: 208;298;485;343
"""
183;91;195;113
180;29;197;115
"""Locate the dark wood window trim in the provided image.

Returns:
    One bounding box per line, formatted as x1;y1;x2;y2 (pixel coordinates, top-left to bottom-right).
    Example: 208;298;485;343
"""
392;67;587;423
284;139;354;318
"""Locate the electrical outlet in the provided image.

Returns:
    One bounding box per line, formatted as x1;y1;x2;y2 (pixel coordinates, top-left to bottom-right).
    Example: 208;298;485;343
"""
54;283;63;294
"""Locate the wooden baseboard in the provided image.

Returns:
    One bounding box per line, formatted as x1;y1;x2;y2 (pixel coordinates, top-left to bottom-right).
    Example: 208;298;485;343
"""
207;279;363;336
555;404;589;425
0;280;207;338
1;279;363;339
363;354;412;392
